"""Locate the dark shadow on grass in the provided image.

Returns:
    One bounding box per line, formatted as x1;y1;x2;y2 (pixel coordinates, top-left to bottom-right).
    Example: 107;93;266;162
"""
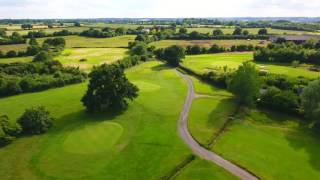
285;123;320;171
50;109;124;134
151;63;172;71
207;98;236;127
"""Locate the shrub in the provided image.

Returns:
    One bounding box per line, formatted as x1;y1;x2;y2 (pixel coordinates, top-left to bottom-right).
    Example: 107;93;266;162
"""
18;106;54;135
0;115;21;147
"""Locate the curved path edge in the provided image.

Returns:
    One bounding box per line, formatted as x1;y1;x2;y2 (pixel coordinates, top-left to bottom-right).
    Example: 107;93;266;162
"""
176;70;259;180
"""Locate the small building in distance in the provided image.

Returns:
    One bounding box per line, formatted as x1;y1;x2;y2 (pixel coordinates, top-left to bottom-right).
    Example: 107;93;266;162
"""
270;35;320;43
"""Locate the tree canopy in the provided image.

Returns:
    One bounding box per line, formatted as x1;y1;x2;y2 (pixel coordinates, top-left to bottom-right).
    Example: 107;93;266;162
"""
82;64;139;113
301;79;320;121
228;62;261;106
162;45;185;67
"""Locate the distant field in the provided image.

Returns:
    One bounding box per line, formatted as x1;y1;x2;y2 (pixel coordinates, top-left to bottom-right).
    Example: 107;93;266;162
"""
55;48;128;70
5;27;91;36
0;44;28;53
185;27;320;35
182;52;320;78
213;109;320;179
38;35;135;48
0;35;135;53
86;23;154;29
0;56;32;64
150;39;269;49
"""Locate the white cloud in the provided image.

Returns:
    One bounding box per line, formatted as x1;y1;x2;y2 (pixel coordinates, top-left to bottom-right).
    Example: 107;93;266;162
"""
0;0;319;19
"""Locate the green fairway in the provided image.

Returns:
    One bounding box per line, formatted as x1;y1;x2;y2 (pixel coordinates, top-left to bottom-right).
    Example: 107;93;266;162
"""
150;39;268;49
55;48;128;70
182;53;320;78
213;109;320;179
0;61;234;179
38;35;136;48
176;158;238;180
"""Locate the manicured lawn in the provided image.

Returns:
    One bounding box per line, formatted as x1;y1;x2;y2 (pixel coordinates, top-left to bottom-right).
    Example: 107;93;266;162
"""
38;35;136;48
190;76;232;97
213;109;320;179
0;61;234;179
150;39;268;49
182;52;320;78
55;48;128;70
176;158;238;180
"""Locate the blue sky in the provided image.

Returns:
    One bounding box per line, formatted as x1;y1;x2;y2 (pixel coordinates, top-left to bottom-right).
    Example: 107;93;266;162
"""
0;0;319;19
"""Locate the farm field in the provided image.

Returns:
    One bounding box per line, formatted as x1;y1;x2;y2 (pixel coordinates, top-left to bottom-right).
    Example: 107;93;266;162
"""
0;56;33;64
150;39;269;49
38;35;136;48
185;27;320;35
5;26;91;36
0;35;135;53
213;109;320;179
0;43;28;53
0;61;234;179
55;48;128;70
182;52;320;78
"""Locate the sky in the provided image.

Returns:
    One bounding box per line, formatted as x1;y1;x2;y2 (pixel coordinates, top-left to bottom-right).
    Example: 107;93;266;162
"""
0;0;319;19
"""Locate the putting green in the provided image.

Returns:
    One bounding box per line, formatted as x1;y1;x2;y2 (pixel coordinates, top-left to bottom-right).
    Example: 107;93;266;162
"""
63;122;123;154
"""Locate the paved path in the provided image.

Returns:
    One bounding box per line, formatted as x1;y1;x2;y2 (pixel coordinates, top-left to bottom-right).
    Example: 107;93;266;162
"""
176;71;259;180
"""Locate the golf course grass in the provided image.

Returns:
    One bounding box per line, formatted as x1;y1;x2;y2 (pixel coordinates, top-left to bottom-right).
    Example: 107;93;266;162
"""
176;158;238;180
0;61;235;179
150;39;268;49
182;52;320;78
55;48;128;70
213;109;320;179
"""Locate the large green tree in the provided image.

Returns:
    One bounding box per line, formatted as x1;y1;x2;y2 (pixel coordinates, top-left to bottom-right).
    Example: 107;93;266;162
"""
82;64;139;113
228;62;261;106
301;79;320;121
163;45;185;67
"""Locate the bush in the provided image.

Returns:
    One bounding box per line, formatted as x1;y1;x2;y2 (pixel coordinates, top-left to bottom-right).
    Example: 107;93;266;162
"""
18;106;54;135
33;51;52;62
0;115;21;147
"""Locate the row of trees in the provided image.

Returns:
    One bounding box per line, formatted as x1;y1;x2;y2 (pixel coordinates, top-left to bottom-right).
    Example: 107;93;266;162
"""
1;106;54;147
0;32;25;45
254;41;320;64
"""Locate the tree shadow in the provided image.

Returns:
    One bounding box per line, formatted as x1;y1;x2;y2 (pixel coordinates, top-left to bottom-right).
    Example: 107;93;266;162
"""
151;63;172;71
207;98;236;127
285;123;320;171
50;109;123;134
254;109;320;171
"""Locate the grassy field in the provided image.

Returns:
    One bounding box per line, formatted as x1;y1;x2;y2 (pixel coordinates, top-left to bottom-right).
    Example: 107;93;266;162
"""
0;44;28;53
38;35;135;48
0;61;234;179
55;48;128;70
150;39;268;49
182;52;320;78
176;158;237;180
213;109;320;179
0;35;135;53
0;56;33;64
185;27;320;35
5;27;91;36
